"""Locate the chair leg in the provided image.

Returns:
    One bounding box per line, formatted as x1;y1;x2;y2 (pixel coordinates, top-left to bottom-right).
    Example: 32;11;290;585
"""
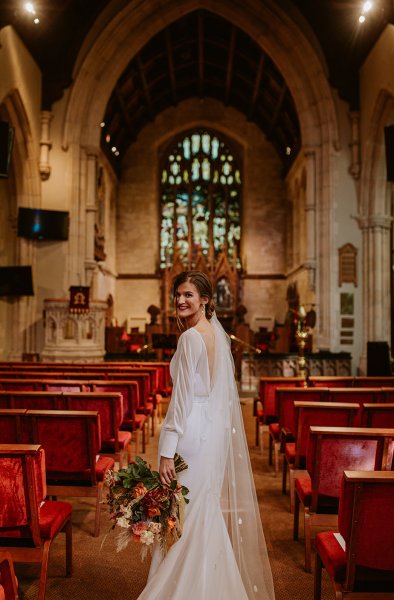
135;429;141;455
282;458;288;494
274;441;280;475
94;482;103;537
142;423;146;453
304;511;312;573
65;518;73;575
314;552;322;600
293;493;300;540
38;540;51;600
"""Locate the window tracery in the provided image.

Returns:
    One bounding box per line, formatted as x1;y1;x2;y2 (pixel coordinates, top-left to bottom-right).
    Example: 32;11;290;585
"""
160;130;241;268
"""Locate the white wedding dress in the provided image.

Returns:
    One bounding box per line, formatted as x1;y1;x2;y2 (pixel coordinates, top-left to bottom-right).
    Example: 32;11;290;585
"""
137;315;275;600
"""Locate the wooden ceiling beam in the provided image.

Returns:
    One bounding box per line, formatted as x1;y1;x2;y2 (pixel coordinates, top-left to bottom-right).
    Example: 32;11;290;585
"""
165;29;178;105
114;85;134;138
198;11;204;98
248;53;265;120
136;54;154;120
267;83;287;138
224;27;236;105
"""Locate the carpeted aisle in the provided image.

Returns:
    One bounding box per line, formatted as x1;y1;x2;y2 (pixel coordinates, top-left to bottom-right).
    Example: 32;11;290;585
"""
15;398;333;599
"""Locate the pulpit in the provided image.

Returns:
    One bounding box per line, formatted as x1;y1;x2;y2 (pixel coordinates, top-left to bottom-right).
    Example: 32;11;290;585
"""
41;298;107;362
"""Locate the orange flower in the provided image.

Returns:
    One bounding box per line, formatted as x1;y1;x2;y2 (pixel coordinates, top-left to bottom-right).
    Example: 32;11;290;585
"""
147;507;161;517
133;483;148;498
167;516;177;530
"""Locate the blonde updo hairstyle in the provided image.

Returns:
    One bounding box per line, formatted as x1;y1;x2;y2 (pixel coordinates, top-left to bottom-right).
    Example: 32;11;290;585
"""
173;271;215;324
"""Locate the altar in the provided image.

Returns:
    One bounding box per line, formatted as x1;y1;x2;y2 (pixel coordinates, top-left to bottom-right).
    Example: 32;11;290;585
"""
240;351;352;392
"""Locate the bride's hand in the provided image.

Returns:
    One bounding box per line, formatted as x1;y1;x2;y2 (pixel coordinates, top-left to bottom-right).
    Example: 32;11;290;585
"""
159;456;176;485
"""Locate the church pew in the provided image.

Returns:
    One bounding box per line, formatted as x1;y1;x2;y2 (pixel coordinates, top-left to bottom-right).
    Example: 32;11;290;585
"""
354;376;394;387
314;471;394;599
25;410;114;536
0;444;73;597
282;401;359;509
0;391;133;465
293;426;394;572
309;376;354;388
268;387;330;474
0;551;18;600
0;409;27;443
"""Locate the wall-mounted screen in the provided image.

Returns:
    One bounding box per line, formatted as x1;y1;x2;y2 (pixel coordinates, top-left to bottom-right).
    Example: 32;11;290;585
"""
17;207;69;241
0;266;34;296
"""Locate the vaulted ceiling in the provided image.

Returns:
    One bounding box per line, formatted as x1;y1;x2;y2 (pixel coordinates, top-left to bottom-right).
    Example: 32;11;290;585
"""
1;0;393;172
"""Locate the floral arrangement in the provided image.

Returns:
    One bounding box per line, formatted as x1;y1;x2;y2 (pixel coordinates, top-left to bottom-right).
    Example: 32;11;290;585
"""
105;454;189;558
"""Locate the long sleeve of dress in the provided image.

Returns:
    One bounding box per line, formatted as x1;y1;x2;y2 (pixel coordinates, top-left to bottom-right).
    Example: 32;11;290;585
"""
160;330;202;458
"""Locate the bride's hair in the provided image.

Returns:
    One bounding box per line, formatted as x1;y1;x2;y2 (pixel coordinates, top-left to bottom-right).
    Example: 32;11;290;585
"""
173;271;215;321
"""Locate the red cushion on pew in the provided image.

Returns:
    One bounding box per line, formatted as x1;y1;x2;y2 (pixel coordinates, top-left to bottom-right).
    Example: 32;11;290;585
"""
285;442;296;464
122;414;147;432
101;430;132;451
315;531;346;582
269;422;280;440
295;476;339;512
39;500;72;539
256;408;264;421
96;456;114;480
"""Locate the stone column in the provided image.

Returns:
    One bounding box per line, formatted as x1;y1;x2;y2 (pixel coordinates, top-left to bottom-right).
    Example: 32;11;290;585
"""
85;149;98;289
304;149;316;291
39;110;53;181
358;214;392;372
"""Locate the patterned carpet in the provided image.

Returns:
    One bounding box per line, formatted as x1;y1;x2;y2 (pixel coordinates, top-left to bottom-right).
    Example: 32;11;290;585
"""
14;398;333;599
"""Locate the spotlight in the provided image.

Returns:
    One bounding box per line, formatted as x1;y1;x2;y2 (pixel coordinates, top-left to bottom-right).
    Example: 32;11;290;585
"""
359;14;366;23
362;1;373;12
285;146;292;156
111;146;117;153
105;134;111;143
24;2;35;14
33;18;39;24
100;122;105;128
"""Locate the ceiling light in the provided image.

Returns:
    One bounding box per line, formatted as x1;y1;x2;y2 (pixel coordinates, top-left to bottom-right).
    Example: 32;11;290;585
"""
100;122;105;128
24;2;36;14
33;18;39;24
111;146;117;153
359;15;366;23
362;1;373;12
115;151;120;156
105;134;110;143
285;146;291;156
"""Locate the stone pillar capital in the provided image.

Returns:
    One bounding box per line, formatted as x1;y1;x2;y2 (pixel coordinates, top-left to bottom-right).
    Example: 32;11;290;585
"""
354;214;393;230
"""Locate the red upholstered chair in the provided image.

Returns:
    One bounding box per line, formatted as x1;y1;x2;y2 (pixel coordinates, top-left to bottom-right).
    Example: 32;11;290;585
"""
0;378;43;391
0;551;18;600
294;426;394;572
283;402;359;511
44;380;86;393
355;377;394;387
314;471;394;599
382;388;394;403
270;387;329;476
63;392;132;467
91;381;149;451
309;377;355;388
255;378;302;449
0;444;72;600
0;409;27;443
26;409;114;537
0;391;63;411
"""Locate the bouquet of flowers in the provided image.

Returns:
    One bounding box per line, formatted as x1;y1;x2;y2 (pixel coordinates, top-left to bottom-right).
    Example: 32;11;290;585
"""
105;454;189;558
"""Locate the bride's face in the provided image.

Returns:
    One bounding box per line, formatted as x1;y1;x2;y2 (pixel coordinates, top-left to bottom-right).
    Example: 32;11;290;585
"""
175;281;207;323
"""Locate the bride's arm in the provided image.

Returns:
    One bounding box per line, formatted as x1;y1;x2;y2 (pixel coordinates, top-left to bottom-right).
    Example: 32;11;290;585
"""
160;331;201;464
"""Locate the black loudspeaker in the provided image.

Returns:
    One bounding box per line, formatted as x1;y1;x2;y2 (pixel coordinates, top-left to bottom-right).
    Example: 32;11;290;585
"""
384;125;394;182
367;341;392;376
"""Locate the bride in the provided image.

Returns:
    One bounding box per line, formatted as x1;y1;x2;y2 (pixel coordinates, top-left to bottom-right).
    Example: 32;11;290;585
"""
138;271;275;600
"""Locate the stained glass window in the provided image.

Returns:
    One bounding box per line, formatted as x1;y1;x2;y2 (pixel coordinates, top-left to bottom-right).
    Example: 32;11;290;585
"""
160;130;241;267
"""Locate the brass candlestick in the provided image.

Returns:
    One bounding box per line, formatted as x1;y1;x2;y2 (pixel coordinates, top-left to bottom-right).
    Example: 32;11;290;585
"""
296;305;309;387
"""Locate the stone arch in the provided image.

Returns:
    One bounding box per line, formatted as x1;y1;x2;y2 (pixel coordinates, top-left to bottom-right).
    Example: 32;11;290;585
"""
62;0;340;347
0;88;41;359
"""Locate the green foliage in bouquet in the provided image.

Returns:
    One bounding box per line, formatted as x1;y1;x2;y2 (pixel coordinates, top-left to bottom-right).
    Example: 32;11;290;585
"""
105;454;189;558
